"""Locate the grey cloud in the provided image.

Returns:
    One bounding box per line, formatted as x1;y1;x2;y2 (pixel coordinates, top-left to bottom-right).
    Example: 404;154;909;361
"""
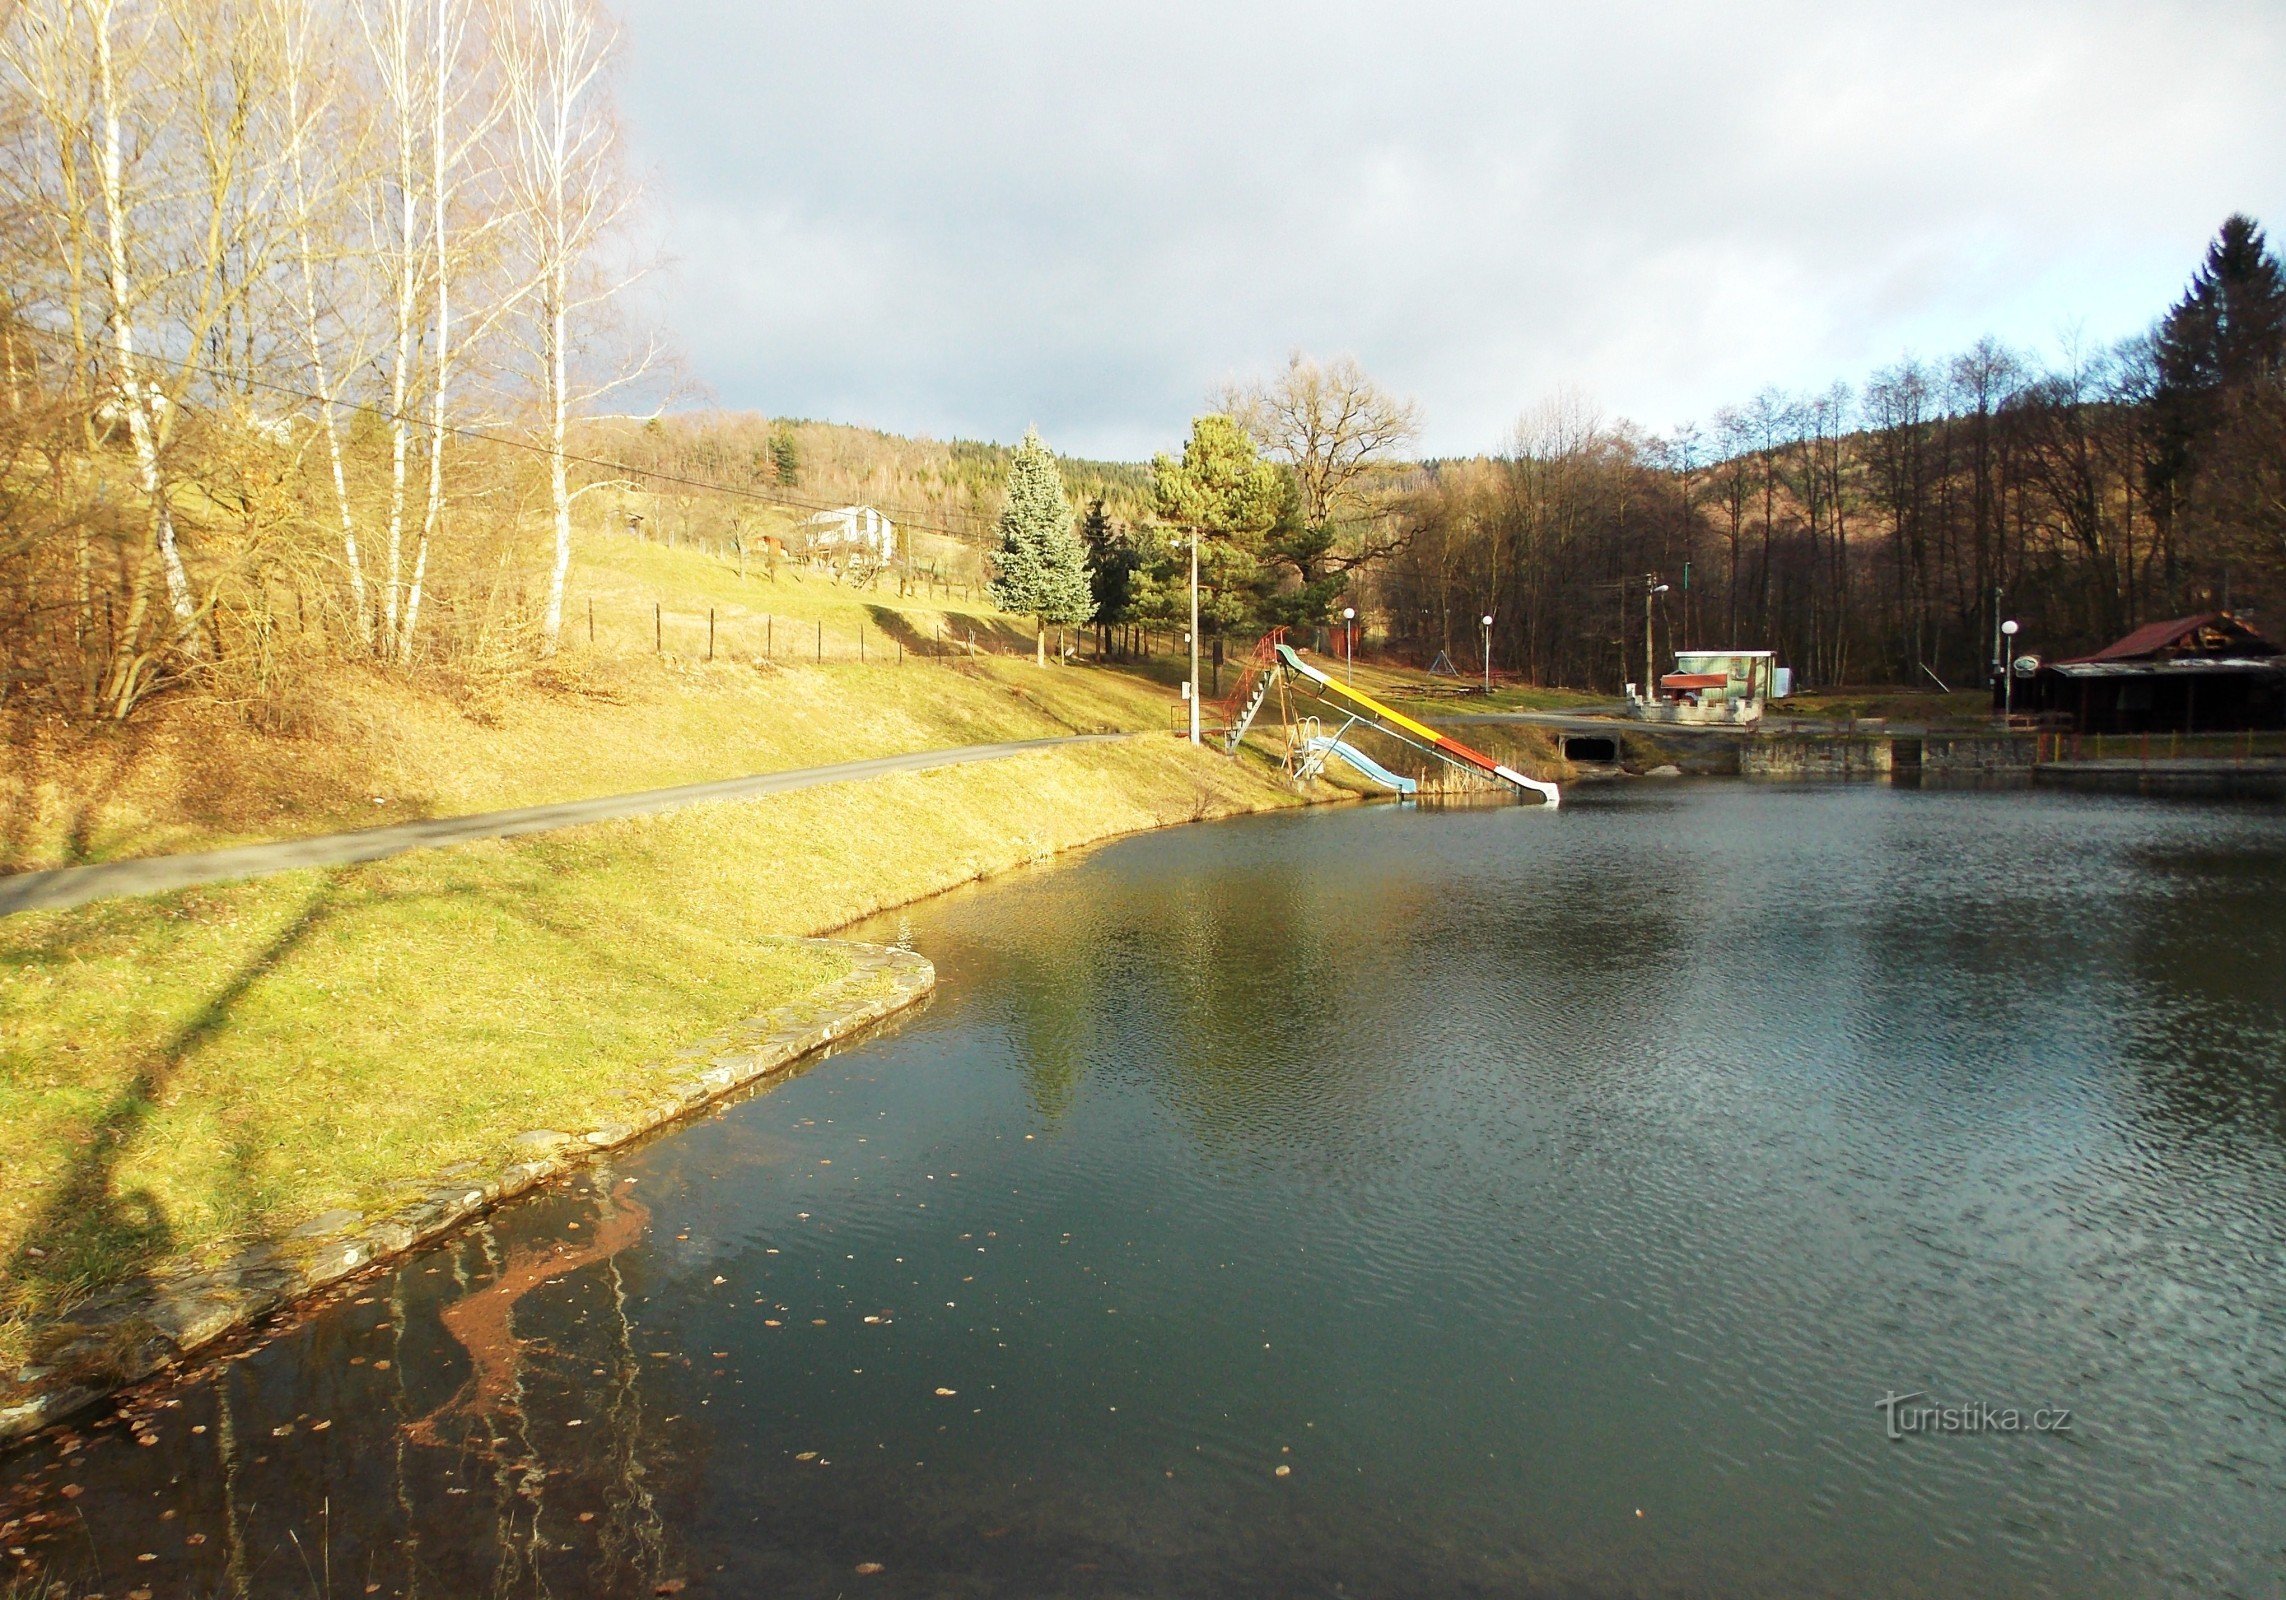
612;0;2286;456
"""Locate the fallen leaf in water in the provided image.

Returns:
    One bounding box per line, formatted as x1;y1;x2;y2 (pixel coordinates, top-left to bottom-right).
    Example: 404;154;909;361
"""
578;1512;596;1523
764;1319;781;1327
863;1316;880;1324
796;1450;817;1460
655;1582;686;1596
138;1551;158;1561
309;1420;331;1432
372;1360;391;1370
186;1534;207;1546
712;1275;726;1285
1275;1464;1291;1477
130;1590;153;1600
60;1485;82;1499
855;1561;884;1575
270;1425;293;1437
935;1387;956;1397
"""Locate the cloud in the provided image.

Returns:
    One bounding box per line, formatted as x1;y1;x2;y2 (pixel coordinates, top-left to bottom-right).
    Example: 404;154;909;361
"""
611;0;2286;456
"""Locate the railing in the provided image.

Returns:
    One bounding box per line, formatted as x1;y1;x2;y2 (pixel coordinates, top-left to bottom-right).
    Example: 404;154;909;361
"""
2036;729;2286;765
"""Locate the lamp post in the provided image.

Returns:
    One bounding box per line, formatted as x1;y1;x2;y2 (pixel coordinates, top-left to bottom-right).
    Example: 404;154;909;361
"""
2000;619;2019;722
1342;605;1356;682
1481;614;1494;695
1187;531;1201;746
1645;579;1670;703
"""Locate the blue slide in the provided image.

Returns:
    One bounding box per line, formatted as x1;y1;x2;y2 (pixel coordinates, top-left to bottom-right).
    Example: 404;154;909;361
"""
1306;737;1418;795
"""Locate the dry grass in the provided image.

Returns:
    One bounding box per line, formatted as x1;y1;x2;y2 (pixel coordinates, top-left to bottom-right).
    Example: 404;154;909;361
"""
0;529;1184;872
0;735;1304;1366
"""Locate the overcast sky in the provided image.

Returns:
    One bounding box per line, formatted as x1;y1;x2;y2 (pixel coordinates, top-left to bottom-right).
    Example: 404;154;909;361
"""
611;0;2286;460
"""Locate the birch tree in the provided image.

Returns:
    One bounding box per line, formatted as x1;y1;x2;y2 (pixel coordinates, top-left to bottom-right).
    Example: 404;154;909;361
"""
497;0;635;653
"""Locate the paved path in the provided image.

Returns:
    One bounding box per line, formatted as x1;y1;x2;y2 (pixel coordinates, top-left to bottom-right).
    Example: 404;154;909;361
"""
0;734;1127;918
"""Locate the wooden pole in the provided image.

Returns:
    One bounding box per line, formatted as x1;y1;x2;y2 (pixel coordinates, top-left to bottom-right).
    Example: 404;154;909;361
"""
708;608;716;661
655;603;661;653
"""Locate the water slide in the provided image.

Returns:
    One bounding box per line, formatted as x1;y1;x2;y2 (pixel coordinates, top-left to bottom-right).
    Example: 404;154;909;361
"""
1304;736;1419;795
1275;644;1561;805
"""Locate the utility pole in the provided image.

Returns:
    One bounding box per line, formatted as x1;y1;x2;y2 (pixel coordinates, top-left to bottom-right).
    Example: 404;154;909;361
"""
1188;531;1201;746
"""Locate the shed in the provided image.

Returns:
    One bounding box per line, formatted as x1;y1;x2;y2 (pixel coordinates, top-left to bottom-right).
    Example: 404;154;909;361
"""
2014;612;2285;732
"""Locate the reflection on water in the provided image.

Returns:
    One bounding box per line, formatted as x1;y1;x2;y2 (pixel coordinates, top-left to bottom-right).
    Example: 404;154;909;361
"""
5;783;2285;1598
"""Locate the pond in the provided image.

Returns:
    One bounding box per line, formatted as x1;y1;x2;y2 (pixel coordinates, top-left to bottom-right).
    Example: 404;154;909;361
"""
5;783;2285;1598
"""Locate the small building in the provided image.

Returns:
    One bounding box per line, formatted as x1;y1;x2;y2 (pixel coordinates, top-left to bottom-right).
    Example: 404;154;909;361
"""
1634;649;1792;726
802;505;896;565
2015;612;2285;732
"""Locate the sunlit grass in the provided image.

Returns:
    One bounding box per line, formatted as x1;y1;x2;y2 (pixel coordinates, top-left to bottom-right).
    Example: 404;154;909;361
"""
0;735;1301;1366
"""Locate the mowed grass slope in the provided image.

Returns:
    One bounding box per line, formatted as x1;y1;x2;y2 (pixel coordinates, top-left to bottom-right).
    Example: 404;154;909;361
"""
2;529;1183;872
0;734;1304;1369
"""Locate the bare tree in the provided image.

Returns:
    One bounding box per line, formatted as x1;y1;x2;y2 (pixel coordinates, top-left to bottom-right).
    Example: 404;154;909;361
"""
1223;351;1420;529
496;0;640;653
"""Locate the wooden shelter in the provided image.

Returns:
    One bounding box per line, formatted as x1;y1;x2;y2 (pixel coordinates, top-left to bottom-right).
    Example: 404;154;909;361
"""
2013;612;2286;732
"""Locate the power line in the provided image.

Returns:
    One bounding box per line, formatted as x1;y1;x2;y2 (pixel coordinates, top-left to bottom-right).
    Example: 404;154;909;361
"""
4;320;986;541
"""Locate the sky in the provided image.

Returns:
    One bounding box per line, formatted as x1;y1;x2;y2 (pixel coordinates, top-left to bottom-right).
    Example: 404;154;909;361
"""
611;0;2286;460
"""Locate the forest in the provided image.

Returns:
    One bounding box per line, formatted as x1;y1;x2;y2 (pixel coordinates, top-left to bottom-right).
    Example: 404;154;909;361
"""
1363;217;2286;691
0;0;2277;724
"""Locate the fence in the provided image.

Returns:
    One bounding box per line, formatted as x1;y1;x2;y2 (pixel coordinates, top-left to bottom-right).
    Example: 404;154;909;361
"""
2036;729;2286;765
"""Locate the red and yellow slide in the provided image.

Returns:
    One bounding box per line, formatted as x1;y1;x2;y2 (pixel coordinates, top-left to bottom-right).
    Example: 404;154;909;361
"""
1275;645;1560;805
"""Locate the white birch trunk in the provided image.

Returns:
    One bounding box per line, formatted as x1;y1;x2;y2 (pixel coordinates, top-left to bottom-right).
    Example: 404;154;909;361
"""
90;0;196;646
280;0;369;646
402;0;451;665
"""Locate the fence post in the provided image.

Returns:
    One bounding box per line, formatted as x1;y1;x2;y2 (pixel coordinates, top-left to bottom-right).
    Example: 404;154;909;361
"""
588;597;595;645
860;624;865;663
655;603;661;654
817;619;823;663
767;615;772;656
708;608;716;662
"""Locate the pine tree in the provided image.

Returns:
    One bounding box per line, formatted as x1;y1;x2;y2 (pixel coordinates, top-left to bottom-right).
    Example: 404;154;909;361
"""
990;428;1095;661
769;429;801;487
2147;215;2286;593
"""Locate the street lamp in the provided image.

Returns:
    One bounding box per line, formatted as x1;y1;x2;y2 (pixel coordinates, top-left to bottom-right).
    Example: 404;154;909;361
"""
1481;614;1494;695
1342;605;1357;682
1645;580;1670;704
1187;531;1202;746
2000;619;2019;722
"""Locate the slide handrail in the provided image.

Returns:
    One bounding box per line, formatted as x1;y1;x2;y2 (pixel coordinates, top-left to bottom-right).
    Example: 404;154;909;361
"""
1275;644;1559;805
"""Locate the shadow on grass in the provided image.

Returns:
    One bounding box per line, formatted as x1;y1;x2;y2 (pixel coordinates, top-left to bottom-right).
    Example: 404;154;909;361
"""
3;882;341;1346
2;834;851;1375
0;706;157;874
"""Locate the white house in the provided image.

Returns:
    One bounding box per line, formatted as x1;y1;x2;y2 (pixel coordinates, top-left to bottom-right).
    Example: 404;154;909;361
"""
803;504;895;564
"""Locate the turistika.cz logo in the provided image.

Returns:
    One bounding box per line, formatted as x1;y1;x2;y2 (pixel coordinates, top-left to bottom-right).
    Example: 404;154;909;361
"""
1875;1391;2074;1441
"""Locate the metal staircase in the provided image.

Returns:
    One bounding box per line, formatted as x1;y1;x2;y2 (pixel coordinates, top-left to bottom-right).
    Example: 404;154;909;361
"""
1214;628;1288;754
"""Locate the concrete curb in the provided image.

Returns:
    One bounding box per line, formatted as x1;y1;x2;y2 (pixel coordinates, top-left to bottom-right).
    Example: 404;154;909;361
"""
0;937;934;1446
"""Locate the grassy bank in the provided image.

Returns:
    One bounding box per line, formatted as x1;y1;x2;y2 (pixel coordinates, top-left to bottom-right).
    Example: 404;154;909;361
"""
0;527;1184;873
0;735;1304;1372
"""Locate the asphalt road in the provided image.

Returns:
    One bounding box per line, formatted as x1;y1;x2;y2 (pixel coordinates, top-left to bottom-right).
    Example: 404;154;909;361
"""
0;733;1127;918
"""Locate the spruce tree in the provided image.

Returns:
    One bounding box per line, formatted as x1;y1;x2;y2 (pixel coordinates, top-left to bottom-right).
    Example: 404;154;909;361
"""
990;428;1095;661
2148;215;2286;576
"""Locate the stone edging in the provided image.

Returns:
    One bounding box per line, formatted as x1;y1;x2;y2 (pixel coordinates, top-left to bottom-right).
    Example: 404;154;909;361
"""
0;938;934;1446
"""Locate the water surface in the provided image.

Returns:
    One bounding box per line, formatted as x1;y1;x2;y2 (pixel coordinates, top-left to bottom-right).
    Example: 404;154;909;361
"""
5;784;2284;1597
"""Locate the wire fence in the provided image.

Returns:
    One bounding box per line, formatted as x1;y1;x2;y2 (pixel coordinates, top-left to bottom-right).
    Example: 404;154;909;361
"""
570;599;1202;670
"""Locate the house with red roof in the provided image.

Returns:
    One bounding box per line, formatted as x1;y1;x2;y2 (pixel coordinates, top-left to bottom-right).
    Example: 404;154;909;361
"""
2011;612;2285;732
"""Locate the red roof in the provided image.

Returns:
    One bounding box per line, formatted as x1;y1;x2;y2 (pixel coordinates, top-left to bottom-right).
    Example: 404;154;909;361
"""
2066;612;2277;664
